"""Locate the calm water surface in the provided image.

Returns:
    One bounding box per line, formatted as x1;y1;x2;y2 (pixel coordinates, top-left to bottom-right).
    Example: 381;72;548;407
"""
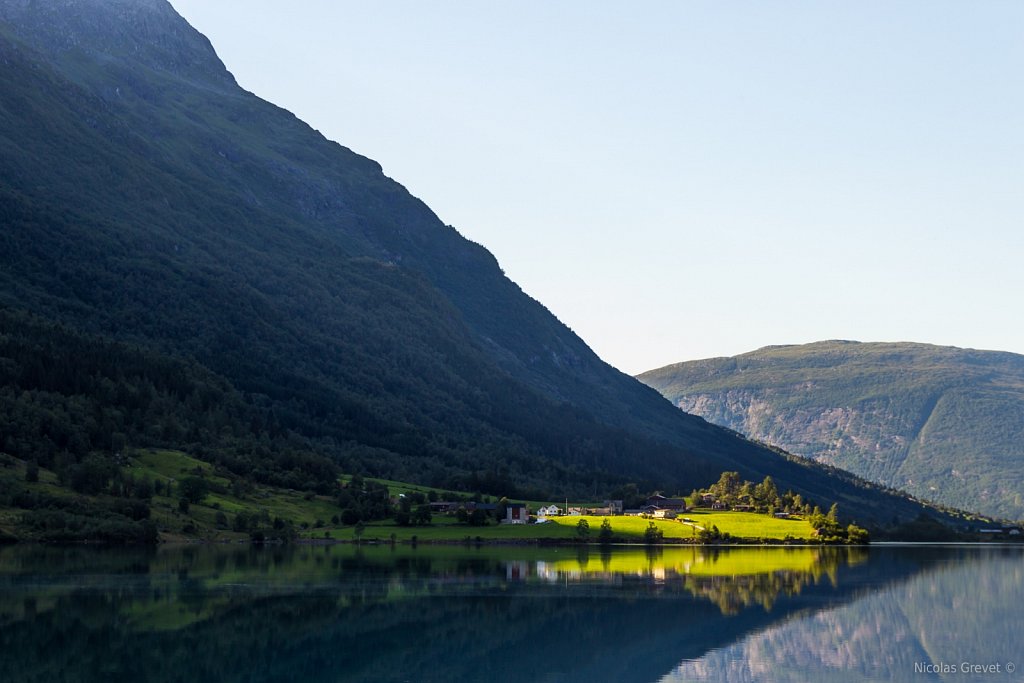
0;543;1020;682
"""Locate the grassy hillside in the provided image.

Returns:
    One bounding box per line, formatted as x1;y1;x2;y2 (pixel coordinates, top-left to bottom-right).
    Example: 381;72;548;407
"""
639;341;1024;520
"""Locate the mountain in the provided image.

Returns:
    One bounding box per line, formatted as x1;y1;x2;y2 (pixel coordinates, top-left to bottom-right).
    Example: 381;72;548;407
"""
639;341;1024;520
0;0;965;528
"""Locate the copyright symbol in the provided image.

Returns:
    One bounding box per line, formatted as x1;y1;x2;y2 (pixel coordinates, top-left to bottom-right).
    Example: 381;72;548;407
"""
1008;662;1016;674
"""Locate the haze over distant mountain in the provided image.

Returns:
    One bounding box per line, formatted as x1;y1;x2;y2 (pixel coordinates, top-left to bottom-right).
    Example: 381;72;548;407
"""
0;0;962;526
639;341;1024;520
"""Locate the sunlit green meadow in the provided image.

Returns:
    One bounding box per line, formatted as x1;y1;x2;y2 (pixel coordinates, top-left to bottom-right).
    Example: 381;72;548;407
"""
324;511;814;543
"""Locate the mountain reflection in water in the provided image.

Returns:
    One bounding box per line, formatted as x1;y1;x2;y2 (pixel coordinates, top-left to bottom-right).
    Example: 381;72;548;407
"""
0;544;1016;683
665;546;1024;683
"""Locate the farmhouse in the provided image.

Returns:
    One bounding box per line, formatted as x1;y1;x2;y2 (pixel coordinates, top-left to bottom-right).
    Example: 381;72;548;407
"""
546;499;622;517
504;503;528;524
645;495;687;510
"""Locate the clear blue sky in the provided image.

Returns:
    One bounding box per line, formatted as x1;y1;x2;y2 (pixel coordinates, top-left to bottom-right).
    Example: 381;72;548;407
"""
171;1;1024;374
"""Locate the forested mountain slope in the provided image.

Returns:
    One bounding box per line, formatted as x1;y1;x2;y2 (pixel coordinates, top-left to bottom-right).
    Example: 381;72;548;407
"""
0;0;965;527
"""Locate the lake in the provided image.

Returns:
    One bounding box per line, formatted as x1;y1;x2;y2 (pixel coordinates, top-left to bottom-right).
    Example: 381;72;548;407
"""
0;543;1020;682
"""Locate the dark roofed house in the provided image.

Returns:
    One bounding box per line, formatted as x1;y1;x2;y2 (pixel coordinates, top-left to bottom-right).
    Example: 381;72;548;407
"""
646;496;687;510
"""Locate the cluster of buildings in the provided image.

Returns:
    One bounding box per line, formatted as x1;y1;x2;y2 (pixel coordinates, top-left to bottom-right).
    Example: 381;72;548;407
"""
427;500;530;524
536;495;693;520
537;500;624;518
427;492;790;526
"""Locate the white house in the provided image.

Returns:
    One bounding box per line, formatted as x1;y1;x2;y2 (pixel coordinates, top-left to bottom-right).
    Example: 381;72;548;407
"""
537;505;560;517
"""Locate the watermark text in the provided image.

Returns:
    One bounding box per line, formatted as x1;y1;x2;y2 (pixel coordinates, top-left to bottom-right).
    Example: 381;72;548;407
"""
915;661;1016;676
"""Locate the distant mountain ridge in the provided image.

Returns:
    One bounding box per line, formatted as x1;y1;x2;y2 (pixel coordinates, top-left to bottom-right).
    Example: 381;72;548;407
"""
639;341;1024;519
0;0;968;527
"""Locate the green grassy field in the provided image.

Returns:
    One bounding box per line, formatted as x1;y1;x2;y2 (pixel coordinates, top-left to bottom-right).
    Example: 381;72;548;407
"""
553;512;815;542
323;511;815;543
681;511;816;540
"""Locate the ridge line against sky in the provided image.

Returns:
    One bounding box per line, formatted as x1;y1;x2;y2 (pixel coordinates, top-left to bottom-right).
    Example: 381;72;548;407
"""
169;1;1024;374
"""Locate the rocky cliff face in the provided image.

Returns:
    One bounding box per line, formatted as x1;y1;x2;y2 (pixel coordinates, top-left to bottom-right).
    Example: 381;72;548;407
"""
640;341;1024;519
674;391;915;479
